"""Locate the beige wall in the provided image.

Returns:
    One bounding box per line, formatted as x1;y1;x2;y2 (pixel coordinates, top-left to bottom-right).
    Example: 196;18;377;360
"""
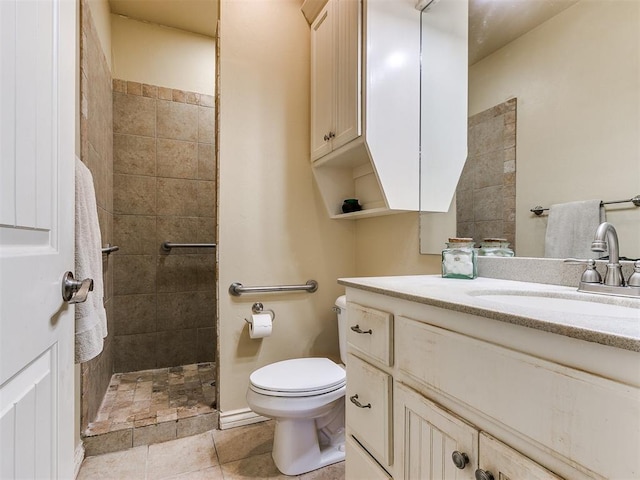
218;0;357;415
85;0;112;70
111;15;215;95
469;0;639;258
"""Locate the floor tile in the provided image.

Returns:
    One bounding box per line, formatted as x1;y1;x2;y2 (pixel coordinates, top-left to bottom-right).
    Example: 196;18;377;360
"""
77;445;147;480
147;431;218;479
164;465;225;480
219;452;290;480
212;421;275;464
299;461;345;480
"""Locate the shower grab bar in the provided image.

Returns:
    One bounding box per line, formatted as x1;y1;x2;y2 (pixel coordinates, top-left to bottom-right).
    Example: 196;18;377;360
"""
101;244;119;254
530;194;640;216
229;280;318;296
161;242;217;251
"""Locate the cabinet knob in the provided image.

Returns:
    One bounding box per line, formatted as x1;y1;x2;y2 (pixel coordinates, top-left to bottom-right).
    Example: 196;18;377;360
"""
451;451;469;469
328;131;335;139
350;324;372;335
324;134;330;141
475;469;495;480
349;394;371;409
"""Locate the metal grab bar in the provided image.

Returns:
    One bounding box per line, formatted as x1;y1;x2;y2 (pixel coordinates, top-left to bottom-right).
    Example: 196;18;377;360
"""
531;195;640;216
101;244;119;254
161;242;217;251
229;280;318;296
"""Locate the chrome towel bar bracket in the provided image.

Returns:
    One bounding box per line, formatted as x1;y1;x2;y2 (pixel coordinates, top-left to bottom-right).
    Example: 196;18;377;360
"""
229;280;318;296
101;244;119;254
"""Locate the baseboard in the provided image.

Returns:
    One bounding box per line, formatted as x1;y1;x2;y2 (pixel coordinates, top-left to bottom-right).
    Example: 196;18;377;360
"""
219;408;269;430
74;441;85;478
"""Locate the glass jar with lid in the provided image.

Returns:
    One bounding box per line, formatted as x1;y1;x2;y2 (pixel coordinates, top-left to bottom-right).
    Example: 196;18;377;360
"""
478;238;514;257
442;238;477;279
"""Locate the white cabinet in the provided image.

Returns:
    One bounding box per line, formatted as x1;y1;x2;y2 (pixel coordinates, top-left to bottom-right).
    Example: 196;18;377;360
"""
304;0;421;219
310;0;360;161
342;289;640;480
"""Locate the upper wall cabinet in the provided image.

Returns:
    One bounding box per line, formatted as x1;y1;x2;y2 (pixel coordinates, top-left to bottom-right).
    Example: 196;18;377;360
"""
303;0;421;219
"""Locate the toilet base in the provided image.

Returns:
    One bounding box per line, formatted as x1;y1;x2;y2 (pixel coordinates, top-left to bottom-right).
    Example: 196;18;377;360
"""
272;416;345;476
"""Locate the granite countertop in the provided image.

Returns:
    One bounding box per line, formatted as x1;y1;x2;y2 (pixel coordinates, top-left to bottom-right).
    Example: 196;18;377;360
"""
338;275;640;352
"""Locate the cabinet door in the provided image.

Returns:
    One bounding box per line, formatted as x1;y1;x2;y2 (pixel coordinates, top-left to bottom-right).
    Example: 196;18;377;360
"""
477;433;564;480
395;382;478;480
333;0;361;151
310;0;335;161
346;435;392;480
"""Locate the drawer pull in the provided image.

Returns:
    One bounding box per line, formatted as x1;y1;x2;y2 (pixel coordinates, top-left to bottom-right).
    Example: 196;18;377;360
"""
452;451;469;469
475;469;495;480
349;394;371;409
350;324;372;335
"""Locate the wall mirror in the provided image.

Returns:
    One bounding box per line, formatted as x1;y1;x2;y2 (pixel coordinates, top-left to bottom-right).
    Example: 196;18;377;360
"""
419;0;640;259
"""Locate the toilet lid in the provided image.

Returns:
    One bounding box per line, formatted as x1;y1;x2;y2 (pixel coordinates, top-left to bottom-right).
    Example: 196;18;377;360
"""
250;358;346;396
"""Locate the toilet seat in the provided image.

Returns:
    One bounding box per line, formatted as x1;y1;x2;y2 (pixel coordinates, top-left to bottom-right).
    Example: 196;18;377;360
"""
249;358;346;397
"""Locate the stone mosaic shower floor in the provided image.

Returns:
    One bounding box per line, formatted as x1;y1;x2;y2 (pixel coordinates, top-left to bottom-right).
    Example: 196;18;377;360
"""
83;363;218;456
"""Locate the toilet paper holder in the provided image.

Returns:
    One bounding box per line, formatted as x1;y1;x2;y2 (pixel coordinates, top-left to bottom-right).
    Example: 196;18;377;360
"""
244;302;276;324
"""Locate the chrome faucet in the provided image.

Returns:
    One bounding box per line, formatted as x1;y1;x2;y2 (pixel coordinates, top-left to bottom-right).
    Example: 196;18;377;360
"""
590;222;625;286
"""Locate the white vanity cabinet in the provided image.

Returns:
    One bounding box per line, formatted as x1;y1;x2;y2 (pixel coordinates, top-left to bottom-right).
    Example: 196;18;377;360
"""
303;0;421;219
342;286;640;480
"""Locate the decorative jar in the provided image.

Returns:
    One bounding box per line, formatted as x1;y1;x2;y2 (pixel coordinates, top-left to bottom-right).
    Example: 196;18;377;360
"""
442;238;477;279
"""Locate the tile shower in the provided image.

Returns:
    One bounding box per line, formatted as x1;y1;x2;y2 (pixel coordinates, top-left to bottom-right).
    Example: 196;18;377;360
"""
80;1;218;456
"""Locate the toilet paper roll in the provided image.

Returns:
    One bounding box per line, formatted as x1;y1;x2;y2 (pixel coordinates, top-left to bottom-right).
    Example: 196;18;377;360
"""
248;313;273;339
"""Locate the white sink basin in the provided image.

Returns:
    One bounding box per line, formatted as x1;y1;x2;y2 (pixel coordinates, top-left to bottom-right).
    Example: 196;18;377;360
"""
470;291;640;319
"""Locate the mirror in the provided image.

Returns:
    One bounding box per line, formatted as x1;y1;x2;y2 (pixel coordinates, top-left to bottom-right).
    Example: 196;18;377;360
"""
419;0;640;259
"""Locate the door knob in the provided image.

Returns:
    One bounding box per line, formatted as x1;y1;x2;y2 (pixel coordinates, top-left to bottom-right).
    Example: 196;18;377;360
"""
452;451;469;469
61;271;93;304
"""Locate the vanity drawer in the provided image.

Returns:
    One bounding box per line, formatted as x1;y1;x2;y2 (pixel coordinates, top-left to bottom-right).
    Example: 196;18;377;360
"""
346;435;392;480
346;353;392;467
347;303;393;366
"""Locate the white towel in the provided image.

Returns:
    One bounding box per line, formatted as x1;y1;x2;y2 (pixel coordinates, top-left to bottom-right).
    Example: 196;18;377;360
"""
544;199;605;259
75;157;108;363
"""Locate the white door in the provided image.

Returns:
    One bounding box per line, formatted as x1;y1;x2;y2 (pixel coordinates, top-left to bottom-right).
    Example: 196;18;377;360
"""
0;0;76;478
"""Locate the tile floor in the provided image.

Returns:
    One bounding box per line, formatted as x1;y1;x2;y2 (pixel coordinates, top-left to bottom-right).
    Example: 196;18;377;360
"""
78;420;345;480
84;363;217;456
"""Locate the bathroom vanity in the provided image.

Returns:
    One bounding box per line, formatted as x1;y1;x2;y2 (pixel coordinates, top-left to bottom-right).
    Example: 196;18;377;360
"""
339;275;640;479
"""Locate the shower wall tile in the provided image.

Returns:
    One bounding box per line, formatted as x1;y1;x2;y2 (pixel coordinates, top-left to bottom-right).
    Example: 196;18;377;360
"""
198;106;215;144
113;255;156;295
112;81;217;372
114;93;156;137
114;333;158;372
114;174;157;215
197;328;216;363
156;330;198;368
157;217;199;250
114;134;156;176
157;101;198;141
80;0;114;433
157;139;197;179
113;215;157;255
197;143;216;181
197;181;216;217
157;178;199;216
113;294;157;335
457;99;517;251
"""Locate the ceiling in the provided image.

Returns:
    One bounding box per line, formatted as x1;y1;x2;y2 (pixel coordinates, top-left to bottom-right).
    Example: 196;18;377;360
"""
469;0;579;64
107;0;578;62
108;0;218;37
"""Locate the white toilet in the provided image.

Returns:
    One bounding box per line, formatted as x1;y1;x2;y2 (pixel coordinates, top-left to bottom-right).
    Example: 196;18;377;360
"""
246;295;348;475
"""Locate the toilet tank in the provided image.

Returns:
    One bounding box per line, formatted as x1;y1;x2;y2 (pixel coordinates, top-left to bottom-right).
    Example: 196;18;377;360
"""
335;295;347;364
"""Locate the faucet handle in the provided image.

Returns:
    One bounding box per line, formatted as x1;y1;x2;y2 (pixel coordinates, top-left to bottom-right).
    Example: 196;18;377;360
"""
628;261;640;287
580;259;602;284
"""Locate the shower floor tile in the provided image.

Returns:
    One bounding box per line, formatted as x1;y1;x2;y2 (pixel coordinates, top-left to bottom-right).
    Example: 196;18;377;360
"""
84;363;217;456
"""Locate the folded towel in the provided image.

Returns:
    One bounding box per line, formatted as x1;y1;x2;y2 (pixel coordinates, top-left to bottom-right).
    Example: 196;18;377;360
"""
544;199;605;259
75;158;108;363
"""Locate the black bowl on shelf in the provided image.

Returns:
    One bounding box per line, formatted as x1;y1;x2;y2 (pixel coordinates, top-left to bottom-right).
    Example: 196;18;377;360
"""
342;199;362;213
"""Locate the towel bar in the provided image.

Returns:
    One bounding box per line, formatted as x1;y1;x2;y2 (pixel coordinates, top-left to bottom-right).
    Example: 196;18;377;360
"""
229;280;318;296
161;242;217;251
531;194;640;216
